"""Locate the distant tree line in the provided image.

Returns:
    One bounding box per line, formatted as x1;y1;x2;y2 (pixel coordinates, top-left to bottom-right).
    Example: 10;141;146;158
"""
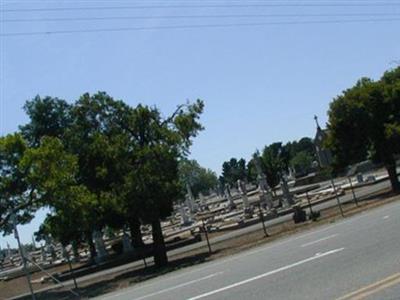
179;159;218;198
219;137;316;189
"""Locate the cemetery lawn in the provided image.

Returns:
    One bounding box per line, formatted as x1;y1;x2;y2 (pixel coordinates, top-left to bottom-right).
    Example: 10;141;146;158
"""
4;188;399;300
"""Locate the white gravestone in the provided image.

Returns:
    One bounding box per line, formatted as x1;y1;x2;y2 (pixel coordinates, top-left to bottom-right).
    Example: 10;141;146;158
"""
93;230;108;260
253;154;274;210
185;183;197;213
122;228;132;253
237;179;250;209
180;204;192;226
224;184;236;209
281;176;295;207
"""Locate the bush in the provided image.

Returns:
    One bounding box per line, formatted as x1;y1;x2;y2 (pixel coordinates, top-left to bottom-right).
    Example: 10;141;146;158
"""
293;206;307;223
309;211;321;221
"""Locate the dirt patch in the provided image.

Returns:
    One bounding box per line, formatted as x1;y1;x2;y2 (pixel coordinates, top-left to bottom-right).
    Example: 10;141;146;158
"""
0;262;85;300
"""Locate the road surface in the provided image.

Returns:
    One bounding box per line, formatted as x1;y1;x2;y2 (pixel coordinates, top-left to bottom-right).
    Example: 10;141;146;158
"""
96;198;400;300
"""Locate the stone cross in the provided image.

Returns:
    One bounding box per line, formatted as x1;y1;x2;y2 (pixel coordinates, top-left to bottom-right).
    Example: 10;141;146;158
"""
224;184;236;209
314;115;320;129
253;154;274;209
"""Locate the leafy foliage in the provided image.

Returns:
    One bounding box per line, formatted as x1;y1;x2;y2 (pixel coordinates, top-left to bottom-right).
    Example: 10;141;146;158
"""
20;96;72;147
3;92;204;266
327;67;400;191
290;151;314;176
179;159;218;197
0;134;32;234
221;158;247;186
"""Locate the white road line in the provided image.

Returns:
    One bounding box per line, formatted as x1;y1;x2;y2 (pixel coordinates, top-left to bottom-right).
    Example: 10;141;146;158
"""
383;215;390;219
187;248;345;300
301;234;338;247
129;272;223;300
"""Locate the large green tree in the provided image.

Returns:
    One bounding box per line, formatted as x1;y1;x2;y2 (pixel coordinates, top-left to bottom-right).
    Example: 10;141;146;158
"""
221;158;247;186
247;137;315;186
327;67;400;192
121;101;204;267
179;159;218;197
290;151;314;175
6;93;204;267
0;134;33;234
260;143;287;188
0;135;85;243
20;96;72;147
20;93;132;257
21;137;98;253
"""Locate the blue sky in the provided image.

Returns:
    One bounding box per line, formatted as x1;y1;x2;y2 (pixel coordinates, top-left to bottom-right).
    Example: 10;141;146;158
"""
1;0;399;248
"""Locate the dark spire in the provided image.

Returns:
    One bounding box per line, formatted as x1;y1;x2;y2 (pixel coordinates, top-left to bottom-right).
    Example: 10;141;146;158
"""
314;115;321;129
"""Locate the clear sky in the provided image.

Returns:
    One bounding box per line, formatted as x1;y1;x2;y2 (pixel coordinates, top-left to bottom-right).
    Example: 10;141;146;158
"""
1;0;399;248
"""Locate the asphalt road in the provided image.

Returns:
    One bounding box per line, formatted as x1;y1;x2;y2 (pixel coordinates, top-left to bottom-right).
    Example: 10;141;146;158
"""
96;198;400;300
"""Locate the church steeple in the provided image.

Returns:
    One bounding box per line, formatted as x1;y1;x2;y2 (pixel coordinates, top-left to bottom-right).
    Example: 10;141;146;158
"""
314;115;321;130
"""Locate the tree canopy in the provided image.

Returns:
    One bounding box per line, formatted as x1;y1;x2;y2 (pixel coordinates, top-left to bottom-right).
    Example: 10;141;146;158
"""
2;92;205;267
220;158;247;187
179;159;218;197
327;67;400;192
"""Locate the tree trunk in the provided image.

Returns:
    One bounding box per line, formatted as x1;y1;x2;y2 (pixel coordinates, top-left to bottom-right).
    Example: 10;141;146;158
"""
129;218;144;248
386;161;400;193
86;231;96;261
151;219;168;268
71;241;80;262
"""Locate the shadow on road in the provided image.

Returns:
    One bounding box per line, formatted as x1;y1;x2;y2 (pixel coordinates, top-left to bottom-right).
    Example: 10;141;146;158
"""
15;251;216;300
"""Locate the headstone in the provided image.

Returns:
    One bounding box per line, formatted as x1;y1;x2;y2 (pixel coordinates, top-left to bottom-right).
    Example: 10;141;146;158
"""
122;228;132;253
253;154;274;210
41;245;46;263
61;246;68;261
281;176;295;207
180;204;192;226
237;179;249;210
185;194;194;213
185;183;197;213
357;173;364;183
288;167;296;181
31;235;36;251
20;243;27;261
71;241;80;262
224;184;236;209
92;230;108;260
199;192;206;207
7;243;11;258
45;235;56;263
